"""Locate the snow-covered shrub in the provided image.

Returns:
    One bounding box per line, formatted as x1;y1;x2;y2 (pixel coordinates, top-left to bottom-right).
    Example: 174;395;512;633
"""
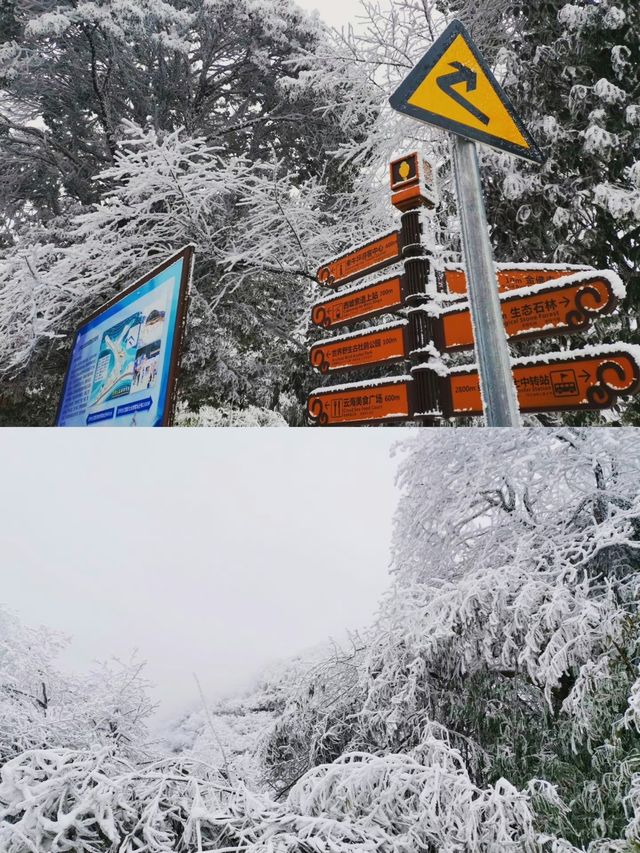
0;747;235;853
626;106;640;127
4;429;640;850
262;429;640;848
174;403;287;427
285;747;562;852
593;78;627;106
603;6;626;29
582;126;619;156
558;3;601;31
502;173;526;201
593;182;640;220
0;608;152;764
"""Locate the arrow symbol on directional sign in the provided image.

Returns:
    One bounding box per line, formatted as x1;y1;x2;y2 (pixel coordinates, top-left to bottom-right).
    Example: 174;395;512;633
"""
580;370;591;382
560;296;571;308
436;62;490;126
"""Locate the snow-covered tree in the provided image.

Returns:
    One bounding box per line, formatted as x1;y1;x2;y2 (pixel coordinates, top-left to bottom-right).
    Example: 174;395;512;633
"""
0;0;381;425
262;429;640;849
477;0;640;422
481;0;639;274
4;430;640;849
0;607;153;761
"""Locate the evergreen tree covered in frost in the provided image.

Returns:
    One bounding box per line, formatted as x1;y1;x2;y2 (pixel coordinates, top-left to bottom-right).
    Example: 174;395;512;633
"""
484;0;639;274
477;0;640;422
263;429;640;849
0;0;377;425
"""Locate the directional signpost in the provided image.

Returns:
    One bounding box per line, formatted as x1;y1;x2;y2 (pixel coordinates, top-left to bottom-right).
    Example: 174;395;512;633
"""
308;346;640;426
389;19;547;426
310;269;622;376
307;145;635;425
305;24;636;427
310;320;409;374
439;263;591;297
311;273;407;330
308;376;414;426
424;271;622;353
317;231;402;288
430;347;640;417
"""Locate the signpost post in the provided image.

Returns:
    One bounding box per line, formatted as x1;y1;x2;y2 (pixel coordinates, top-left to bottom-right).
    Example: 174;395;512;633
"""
389;19;546;426
451;136;519;425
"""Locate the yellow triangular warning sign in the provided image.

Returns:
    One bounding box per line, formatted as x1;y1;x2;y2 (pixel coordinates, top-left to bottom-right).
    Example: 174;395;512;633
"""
390;21;544;163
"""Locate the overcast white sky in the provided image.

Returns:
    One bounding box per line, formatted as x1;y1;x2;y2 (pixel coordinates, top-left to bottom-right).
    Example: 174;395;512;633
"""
0;429;407;724
297;0;366;28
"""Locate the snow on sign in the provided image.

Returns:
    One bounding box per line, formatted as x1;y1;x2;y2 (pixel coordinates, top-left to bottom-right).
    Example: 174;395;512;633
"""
441;263;591;297
316;231;401;288
56;246;194;427
308;376;413;426
389;151;437;211
311;274;406;330
434;347;640;417
308;347;640;424
428;272;622;353
310;320;409;374
389;20;544;164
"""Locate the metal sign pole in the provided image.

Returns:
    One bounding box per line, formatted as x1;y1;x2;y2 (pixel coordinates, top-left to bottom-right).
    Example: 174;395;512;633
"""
451;135;520;427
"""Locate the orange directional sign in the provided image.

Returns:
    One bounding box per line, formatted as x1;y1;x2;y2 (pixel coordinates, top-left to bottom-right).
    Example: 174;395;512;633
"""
441;264;591;297
308;377;412;426
311;275;405;330
308;347;640;424
310;321;408;374
389;20;544;163
439;348;640;416
434;273;620;353
316;231;401;288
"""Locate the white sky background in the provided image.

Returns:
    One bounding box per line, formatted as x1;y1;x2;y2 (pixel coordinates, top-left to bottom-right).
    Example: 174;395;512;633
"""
297;0;367;28
0;429;406;725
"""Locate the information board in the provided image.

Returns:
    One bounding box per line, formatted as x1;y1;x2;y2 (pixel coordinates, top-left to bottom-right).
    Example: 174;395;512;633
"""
56;246;193;427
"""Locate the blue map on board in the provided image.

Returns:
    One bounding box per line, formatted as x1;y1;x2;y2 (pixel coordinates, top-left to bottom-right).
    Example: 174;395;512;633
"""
89;313;144;406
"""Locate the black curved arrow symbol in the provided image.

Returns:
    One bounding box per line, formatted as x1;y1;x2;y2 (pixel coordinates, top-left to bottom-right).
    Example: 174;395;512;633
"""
436;62;490;126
